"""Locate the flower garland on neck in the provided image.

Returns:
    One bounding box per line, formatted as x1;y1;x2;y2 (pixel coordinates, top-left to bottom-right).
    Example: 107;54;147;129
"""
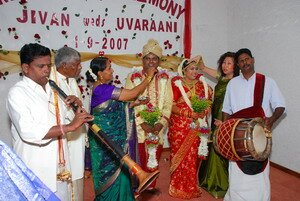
130;66;169;169
174;74;210;159
130;66;169;110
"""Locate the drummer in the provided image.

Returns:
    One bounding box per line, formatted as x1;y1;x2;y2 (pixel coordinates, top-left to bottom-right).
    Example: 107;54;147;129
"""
222;48;286;201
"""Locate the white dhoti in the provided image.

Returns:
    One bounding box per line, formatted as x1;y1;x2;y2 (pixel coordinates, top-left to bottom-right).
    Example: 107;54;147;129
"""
55;181;72;201
73;178;84;201
224;161;270;201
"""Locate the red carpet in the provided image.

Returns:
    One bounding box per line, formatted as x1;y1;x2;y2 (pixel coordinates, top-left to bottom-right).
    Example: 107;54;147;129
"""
84;150;300;201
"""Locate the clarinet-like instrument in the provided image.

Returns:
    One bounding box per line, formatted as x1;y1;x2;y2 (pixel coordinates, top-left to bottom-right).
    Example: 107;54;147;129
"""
49;79;159;193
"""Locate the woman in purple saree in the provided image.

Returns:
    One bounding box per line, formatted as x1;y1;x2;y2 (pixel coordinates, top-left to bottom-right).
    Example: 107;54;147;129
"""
86;57;156;200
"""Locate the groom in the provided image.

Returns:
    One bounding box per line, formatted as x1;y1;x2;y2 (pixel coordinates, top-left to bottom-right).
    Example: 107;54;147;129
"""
125;39;173;191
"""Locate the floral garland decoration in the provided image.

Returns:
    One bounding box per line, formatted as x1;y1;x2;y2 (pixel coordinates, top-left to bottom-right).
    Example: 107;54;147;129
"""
130;66;143;85
138;102;162;168
88;68;97;81
139;103;162;126
131;66;169;169
174;75;211;159
156;67;169;110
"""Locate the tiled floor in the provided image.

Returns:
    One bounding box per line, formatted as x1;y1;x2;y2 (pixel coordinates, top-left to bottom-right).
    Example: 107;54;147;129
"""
84;151;300;201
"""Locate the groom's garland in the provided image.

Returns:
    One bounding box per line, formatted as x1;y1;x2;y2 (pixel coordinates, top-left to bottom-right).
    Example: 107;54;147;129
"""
131;66;169;169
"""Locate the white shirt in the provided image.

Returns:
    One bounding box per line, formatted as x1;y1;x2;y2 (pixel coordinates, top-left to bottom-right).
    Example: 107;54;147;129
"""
6;76;60;191
53;72;86;181
222;73;286;117
222;72;286;201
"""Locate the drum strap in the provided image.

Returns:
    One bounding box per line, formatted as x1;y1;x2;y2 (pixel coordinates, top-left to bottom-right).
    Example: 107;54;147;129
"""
254;73;265;107
231;73;268;175
230;73;266;119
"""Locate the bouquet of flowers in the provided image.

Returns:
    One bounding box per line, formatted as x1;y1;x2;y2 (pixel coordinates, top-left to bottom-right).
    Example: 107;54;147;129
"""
191;95;212;113
190;95;212;159
139;103;162;169
139;103;162;127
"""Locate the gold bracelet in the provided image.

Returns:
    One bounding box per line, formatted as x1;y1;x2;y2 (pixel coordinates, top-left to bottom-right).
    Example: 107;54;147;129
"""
146;75;153;83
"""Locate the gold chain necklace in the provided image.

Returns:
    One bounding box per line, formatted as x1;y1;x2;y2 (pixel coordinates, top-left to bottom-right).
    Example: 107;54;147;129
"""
182;78;196;96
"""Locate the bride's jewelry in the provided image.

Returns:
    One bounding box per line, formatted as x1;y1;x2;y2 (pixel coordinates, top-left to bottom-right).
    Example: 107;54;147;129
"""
182;78;195;87
182;78;196;96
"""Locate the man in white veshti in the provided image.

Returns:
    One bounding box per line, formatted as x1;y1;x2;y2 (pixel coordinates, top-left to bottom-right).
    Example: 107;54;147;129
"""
52;46;87;201
222;48;286;201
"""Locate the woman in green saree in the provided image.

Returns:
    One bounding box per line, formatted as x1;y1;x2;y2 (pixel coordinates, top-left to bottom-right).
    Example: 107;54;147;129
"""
86;57;156;200
198;52;239;198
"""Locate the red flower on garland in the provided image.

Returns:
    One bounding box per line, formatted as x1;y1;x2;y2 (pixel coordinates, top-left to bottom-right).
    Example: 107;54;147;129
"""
198;155;207;160
199;127;210;134
145;103;155;112
157;71;169;80
139;103;162;127
130;72;142;82
196;73;203;79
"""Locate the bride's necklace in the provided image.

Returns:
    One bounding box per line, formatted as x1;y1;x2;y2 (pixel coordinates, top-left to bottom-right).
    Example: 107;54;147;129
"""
182;78;196;96
182;78;195;87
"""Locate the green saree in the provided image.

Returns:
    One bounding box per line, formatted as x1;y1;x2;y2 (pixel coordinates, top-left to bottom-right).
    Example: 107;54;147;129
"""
199;78;229;198
88;84;134;201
